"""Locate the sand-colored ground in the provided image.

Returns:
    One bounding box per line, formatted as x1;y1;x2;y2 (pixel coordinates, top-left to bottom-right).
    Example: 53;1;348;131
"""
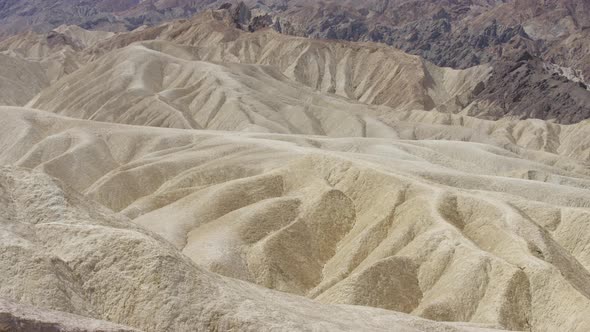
1;108;590;331
1;161;502;332
1;7;590;332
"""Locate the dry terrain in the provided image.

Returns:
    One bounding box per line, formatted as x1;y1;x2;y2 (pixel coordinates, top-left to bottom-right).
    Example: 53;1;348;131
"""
0;4;590;332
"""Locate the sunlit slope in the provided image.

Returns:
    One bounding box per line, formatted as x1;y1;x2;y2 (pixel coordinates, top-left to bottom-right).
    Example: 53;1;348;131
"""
83;9;490;112
0;163;502;332
2;107;590;331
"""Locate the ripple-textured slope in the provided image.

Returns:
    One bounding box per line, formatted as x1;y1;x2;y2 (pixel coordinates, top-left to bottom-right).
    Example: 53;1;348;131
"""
28;41;399;135
0;162;501;332
86;9;491;113
2;107;590;331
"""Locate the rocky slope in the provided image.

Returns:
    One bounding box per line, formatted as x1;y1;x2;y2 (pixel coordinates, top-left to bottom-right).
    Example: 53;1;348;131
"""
3;1;590;123
237;0;590;78
0;24;114;106
1;2;590;332
464;51;590;124
27;37;489;131
0;148;503;332
2;0;589;76
81;8;590;124
0;0;215;38
0;298;139;332
2;106;590;331
0;25;114;80
0;53;48;106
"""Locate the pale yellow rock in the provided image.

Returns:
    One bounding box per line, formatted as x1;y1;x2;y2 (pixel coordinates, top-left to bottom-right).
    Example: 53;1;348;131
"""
0;164;501;332
31;9;491;120
0;53;48;105
0;8;589;332
1;108;590;331
0;298;139;332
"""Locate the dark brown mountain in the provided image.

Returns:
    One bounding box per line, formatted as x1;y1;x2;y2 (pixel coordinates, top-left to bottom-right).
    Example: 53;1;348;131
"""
249;0;590;80
467;51;590;124
1;0;588;76
0;0;211;38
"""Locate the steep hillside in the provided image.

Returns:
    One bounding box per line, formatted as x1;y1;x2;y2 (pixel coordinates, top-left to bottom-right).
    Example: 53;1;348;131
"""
2;107;590;331
2;0;588;79
4;3;590;123
82;8;590;124
0;25;114;106
0;0;213;38
86;10;490;113
0;148;503;332
238;0;590;79
0;53;48;106
1;2;590;331
28;39;489;132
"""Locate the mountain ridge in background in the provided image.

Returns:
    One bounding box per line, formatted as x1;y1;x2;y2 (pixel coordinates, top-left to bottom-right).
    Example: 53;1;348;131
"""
2;0;589;78
3;4;590;124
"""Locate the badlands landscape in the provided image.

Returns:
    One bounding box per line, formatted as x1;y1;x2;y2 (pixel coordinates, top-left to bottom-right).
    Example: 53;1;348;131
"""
1;1;590;331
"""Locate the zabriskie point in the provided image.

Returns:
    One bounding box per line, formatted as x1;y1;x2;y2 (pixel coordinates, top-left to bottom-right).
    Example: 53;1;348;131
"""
0;1;590;331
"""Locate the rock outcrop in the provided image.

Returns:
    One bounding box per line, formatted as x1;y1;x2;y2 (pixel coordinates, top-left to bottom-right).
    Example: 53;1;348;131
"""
0;298;139;332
